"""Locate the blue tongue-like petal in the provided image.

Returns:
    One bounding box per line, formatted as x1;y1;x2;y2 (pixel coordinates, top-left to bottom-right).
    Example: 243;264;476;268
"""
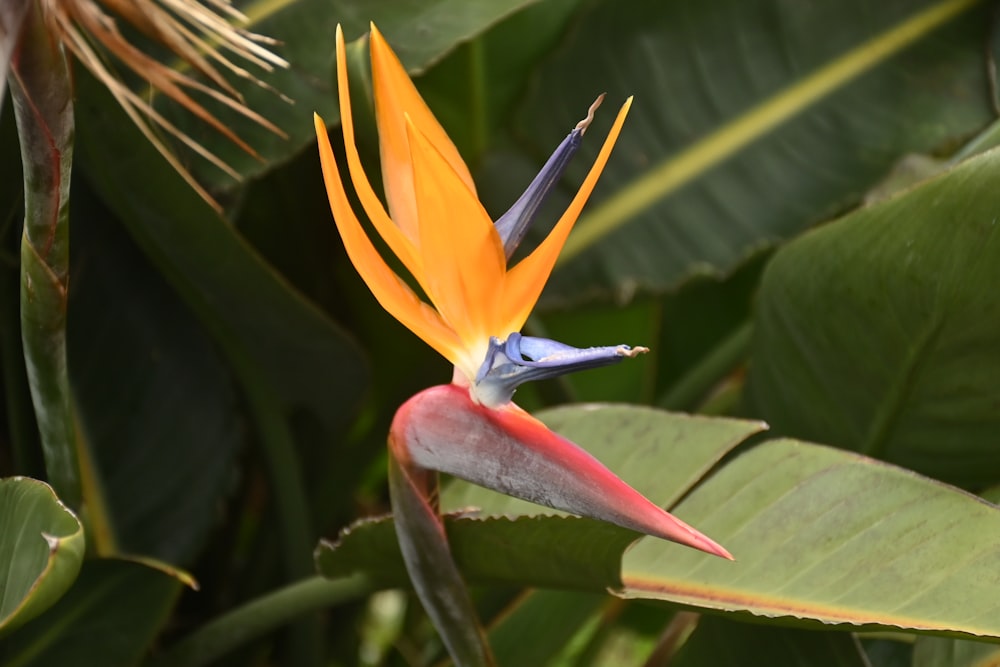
474;332;647;406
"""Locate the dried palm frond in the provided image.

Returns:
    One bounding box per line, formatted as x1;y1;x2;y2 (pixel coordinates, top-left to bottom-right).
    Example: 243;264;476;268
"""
40;0;290;211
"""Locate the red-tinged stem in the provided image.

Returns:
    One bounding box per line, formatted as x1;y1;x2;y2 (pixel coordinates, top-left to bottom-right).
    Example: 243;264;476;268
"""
386;445;496;667
10;0;82;510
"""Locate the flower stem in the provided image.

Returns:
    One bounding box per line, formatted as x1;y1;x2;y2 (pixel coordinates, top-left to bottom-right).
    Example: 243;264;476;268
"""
147;574;373;667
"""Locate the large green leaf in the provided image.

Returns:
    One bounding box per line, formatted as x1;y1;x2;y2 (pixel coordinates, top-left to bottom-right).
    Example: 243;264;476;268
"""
67;186;244;565
150;0;540;192
317;406;1000;641
618;438;1000;638
0;558;181;666
484;0;994;305
745;142;1000;489
0;477;83;635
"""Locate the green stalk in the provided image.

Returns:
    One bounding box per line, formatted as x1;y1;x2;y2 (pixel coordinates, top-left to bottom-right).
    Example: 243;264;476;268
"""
10;0;79;507
656;322;753;412
10;0;118;551
467;37;488;160
148;574;373;667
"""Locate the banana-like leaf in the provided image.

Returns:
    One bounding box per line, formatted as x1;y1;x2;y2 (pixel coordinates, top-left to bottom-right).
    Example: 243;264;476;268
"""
317;405;1000;641
0;477;83;636
481;0;995;304
745;141;1000;488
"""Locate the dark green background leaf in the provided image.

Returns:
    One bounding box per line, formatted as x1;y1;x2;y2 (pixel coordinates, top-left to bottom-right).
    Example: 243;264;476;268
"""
483;0;995;305
68;185;244;565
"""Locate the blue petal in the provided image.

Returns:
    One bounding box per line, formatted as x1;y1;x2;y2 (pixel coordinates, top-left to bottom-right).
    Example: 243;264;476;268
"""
474;332;646;406
493;95;605;259
493;130;583;259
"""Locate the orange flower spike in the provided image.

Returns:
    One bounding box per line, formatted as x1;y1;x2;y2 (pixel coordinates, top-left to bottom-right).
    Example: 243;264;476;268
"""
316;24;633;390
405;115;507;372
333;25;423;287
369;23;477;240
318;26;734;667
313;115;461;362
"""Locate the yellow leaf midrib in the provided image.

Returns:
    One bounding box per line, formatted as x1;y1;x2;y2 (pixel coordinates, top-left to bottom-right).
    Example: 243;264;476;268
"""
558;0;984;265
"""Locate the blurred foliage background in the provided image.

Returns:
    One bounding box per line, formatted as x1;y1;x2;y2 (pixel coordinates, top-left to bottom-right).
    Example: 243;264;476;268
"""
4;0;1000;665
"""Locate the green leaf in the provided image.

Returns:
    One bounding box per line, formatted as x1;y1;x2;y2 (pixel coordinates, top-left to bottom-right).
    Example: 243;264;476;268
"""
0;558;181;667
619;438;1000;639
745;143;1000;488
0;477;83;635
67;186;244;565
337;0;543;72
490;0;994;304
318;406;1000;641
316;514;637;590
671;616;870;667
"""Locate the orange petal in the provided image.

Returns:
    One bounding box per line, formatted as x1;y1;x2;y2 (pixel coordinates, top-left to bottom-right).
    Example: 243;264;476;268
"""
369;23;476;241
335;25;426;289
314;113;463;363
500;98;632;334
405;115;505;363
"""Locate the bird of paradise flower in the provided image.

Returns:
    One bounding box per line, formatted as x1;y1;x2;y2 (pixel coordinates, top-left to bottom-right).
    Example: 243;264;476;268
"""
315;23;731;666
